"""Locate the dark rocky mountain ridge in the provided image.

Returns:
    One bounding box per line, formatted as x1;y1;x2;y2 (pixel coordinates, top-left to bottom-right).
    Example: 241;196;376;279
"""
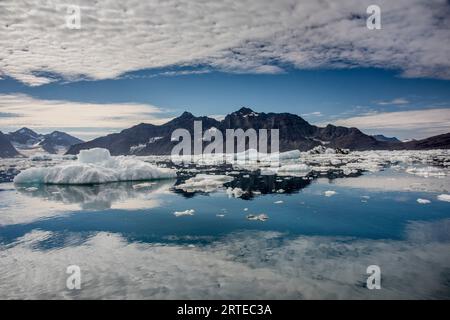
0;131;20;158
5;128;83;155
66;107;450;156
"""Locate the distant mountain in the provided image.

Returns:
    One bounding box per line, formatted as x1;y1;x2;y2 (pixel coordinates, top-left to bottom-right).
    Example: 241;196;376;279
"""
0;131;20;158
6;127;83;155
400;133;450;150
7;127;42;146
40;131;84;154
67;111;220;156
372;134;401;143
66;107;450;156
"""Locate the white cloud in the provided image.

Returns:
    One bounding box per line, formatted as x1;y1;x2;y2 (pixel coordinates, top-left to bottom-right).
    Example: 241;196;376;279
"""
377;98;410;105
302;111;323;117
331;108;450;139
0;0;449;85
0;94;169;139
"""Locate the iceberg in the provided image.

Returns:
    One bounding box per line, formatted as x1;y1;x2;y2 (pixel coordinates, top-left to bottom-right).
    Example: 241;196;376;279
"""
175;174;234;193
417;198;431;204
173;209;195;217
437;194;450;202
13;148;177;185
226;187;245;198
324;190;337;197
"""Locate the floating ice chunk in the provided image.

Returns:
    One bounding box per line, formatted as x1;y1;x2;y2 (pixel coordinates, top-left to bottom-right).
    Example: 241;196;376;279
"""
406;167;446;177
216;214;225;218
308;146;349;155
246;214;269;221
278;164;310;173
274;200;283;204
24;187;38;192
244;208;249;211
437;194;450;202
417;198;431;204
260;168;277;175
175;174;234;193
324;190;337;197
226;187;245;198
174;209;195;217
31;154;52;161
276;150;301;160
14;148;177;185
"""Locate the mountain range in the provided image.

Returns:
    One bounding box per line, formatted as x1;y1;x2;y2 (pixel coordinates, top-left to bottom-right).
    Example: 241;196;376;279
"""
0;128;83;158
66;107;450;156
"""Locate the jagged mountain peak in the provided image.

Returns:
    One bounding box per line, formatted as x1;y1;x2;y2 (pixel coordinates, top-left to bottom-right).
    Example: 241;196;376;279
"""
13;127;40;137
235;107;255;114
232;107;259;117
180;111;195;118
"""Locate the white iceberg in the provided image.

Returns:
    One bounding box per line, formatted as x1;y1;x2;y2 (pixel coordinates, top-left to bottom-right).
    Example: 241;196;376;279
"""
173;209;195;217
437;194;450;202
406;167;446;177
324;190;337;197
246;213;269;221
175;174;234;192
417;198;431;204
14;148;177;185
226;187;245;198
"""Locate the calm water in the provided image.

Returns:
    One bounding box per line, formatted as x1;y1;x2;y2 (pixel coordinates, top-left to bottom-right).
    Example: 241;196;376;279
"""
1;164;450;299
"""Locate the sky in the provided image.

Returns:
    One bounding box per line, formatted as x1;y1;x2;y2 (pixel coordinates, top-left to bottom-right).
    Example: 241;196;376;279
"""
1;0;450;141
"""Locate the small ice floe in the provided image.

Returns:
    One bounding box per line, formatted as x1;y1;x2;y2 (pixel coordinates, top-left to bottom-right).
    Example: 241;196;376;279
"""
24;187;38;192
244;208;249;211
226;187;245;198
417;198;431;204
324;190;337;197
132;182;156;189
216;214;225;218
14;148;176;185
260;168;277;175
246;214;269;221
274;200;284;204
175;174;234;193
31;154;52;161
276;189;285;193
277;164;310;177
405;167;446;178
174;209;195;217
437;194;450;202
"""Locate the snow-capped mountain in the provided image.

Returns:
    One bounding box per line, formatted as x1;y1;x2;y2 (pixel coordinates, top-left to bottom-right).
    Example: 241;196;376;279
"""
66;107;450;156
7;127;42;146
6;127;83;155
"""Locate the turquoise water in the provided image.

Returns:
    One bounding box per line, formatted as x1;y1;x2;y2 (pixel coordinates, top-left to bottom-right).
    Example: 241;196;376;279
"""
1;168;450;299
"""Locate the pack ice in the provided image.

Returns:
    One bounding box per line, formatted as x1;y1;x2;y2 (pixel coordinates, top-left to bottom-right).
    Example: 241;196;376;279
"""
13;148;177;185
